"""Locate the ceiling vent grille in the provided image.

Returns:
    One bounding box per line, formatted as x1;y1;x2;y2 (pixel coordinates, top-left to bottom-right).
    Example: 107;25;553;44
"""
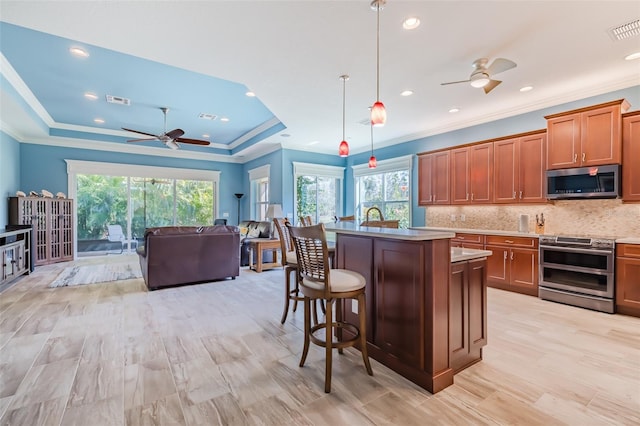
608;19;640;41
105;95;131;105
198;113;218;120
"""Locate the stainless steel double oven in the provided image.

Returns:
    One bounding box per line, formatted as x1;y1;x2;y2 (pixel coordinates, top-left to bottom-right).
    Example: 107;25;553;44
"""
538;235;615;313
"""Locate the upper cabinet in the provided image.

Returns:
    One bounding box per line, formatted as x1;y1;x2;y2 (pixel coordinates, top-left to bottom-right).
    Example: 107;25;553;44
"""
493;132;547;204
622;111;640;202
545;99;629;170
418;151;450;205
451;143;493;204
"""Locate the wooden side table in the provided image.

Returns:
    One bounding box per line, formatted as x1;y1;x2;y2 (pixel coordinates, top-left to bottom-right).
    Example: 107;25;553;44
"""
248;238;281;273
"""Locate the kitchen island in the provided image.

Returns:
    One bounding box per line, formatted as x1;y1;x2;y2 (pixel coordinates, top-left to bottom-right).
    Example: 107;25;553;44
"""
326;222;490;394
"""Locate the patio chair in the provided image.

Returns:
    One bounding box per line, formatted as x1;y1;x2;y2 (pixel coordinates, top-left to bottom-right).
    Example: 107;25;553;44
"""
107;224;138;253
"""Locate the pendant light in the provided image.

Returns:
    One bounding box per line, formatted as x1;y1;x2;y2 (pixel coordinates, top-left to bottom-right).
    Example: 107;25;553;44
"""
370;0;386;127
368;122;377;169
338;75;350;157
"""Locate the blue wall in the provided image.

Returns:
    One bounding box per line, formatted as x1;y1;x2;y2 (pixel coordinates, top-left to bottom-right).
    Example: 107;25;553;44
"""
0;131;21;227
241;149;283;222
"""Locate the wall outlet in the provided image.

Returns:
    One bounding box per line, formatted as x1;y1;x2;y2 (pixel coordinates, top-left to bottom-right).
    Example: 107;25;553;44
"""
460;214;466;222
450;214;456;221
352;299;358;314
222;212;229;218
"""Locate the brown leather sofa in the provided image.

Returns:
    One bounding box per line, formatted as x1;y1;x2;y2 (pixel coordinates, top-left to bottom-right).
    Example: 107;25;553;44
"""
137;225;240;290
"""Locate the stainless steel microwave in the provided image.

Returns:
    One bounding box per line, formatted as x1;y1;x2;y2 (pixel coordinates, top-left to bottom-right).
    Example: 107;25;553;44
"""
546;165;620;199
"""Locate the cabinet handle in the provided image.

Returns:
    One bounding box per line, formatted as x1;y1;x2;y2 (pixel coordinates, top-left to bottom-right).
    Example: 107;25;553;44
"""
471;193;474;201
582;152;586;162
458;236;465;240
505;240;514;244
513;191;516;199
503;251;508;260
429;194;432;202
519;191;523;199
574;153;577;163
466;193;469;201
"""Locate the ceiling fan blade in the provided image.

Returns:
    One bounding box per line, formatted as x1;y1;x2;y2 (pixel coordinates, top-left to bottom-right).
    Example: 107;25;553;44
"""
483;79;502;94
122;127;160;138
441;79;472;86
165;128;185;139
127;137;158;143
175;137;211;146
487;58;516;76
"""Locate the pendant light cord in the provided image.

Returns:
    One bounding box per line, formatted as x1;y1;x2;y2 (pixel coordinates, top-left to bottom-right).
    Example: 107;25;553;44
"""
376;2;380;102
370;123;374;156
342;77;346;140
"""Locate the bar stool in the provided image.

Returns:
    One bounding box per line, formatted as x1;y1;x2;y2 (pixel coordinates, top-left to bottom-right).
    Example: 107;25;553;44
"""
288;223;373;393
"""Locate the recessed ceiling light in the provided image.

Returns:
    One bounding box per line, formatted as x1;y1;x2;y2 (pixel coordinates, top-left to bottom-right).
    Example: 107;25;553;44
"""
220;117;230;122
520;86;534;92
402;17;421;30
93;118;105;124
69;47;89;58
246;91;256;97
308;141;320;146
625;52;640;60
202;134;210;139
449;107;460;113
84;92;98;100
400;90;414;96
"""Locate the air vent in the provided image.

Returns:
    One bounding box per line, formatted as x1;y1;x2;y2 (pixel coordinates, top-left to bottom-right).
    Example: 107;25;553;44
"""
105;95;131;105
198;113;218;120
358;118;371;126
608;19;640;41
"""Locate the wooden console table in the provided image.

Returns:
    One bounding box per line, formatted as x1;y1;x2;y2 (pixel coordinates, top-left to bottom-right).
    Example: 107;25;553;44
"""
248;238;281;273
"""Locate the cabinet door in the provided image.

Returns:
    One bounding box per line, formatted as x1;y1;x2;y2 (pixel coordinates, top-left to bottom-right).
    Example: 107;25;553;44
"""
547;113;580;170
510;248;538;296
469;143;493;203
519;134;547;203
616;257;640;316
581;104;622;166
432;151;451;204
449;261;468;370
485;245;509;285
622;113;640;201
374;239;424;366
418;154;433;205
467;258;487;351
493;138;518;203
450;147;470;204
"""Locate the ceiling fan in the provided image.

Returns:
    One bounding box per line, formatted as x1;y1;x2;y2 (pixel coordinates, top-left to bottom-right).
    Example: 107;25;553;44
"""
441;58;517;94
122;107;210;150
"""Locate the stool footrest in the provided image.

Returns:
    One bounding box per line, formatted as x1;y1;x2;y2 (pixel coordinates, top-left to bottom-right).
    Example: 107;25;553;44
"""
309;321;360;349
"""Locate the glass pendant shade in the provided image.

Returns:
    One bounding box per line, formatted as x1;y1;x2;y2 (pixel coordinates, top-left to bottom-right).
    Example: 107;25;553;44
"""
339;140;349;157
371;101;386;126
368;155;377;169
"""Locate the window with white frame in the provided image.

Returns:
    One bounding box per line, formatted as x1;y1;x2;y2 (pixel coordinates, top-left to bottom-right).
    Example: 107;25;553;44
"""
249;164;270;221
353;155;412;228
293;162;344;225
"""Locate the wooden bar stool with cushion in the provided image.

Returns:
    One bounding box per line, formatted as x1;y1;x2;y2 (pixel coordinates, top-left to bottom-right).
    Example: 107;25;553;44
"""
273;217;302;324
288;222;373;393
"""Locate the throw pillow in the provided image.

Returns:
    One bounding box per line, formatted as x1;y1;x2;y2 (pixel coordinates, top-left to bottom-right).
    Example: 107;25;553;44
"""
248;228;261;238
239;227;249;238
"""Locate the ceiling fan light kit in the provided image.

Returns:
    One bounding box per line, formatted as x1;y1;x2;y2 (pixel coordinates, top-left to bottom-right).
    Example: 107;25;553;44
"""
370;0;386;127
441;57;516;94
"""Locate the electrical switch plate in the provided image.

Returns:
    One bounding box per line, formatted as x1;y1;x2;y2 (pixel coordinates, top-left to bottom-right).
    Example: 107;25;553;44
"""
222;212;229;217
352;299;358;314
460;214;465;222
450;214;456;221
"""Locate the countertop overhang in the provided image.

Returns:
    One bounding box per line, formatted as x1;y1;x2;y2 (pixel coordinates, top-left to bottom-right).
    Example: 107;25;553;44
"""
325;222;455;241
451;247;492;263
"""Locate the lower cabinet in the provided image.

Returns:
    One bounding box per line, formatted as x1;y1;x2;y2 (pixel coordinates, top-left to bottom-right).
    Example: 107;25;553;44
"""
1;228;31;290
451;233;484;250
616;244;640;317
485;235;539;296
450;258;487;372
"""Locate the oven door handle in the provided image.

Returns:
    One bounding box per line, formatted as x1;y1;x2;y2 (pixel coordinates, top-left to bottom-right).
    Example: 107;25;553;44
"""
540;245;613;255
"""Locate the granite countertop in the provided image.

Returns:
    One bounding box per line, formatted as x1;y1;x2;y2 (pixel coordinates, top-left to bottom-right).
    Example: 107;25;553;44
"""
451;247;493;263
325;222;455;241
411;226;540;238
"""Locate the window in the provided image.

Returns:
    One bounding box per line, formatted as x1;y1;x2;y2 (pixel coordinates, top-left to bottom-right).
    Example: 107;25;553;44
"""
249;165;270;221
294;162;344;225
353;155;412;228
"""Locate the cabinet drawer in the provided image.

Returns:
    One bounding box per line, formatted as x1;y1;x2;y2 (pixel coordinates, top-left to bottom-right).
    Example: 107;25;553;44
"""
617;243;640;259
453;233;484;245
486;235;539;249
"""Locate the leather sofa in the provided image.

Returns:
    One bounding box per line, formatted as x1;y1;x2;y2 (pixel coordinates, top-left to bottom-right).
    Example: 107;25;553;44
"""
137;225;240;290
238;220;274;266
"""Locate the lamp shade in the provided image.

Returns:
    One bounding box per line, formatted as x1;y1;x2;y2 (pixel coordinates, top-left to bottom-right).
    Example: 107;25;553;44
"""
371;101;386;127
339;140;349;157
265;204;284;219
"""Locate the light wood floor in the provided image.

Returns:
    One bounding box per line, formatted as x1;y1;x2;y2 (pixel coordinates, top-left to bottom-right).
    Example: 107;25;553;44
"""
1;255;639;425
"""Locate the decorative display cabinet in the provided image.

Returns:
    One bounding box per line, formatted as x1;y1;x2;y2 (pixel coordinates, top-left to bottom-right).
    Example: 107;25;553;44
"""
9;197;74;266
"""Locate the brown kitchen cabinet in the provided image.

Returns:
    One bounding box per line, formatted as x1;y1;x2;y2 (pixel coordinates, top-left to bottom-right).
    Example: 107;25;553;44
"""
616;243;640;317
485;235;538;296
418;151;450;205
451;233;484;250
493;132;547;203
622;111;640;202
450;257;487;373
9;196;74;266
451;143;493;204
545;99;629;170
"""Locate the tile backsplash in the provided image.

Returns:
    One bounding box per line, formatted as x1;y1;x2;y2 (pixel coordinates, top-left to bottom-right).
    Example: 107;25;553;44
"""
425;199;640;238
